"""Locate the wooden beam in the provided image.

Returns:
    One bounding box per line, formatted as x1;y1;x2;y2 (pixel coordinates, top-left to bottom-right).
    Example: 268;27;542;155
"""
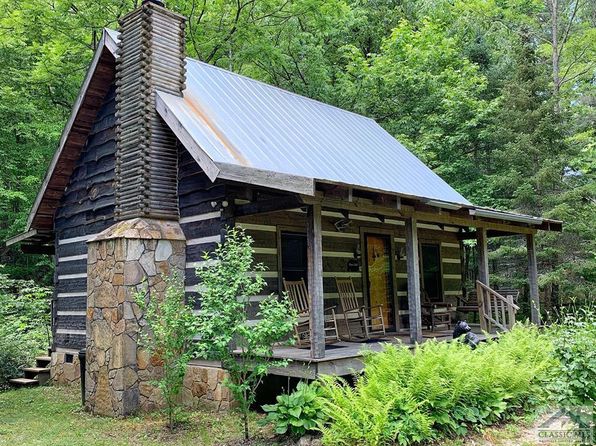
477;227;489;287
300;194;540;235
307;204;325;359
527;233;541;325
234;195;302;217
405;217;422;344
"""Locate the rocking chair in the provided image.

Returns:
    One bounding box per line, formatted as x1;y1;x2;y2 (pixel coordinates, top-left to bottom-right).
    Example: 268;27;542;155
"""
421;289;455;331
283;278;340;348
335;277;386;341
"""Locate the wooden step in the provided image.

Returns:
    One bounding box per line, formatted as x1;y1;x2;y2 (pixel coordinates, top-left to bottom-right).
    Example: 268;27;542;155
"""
9;377;39;387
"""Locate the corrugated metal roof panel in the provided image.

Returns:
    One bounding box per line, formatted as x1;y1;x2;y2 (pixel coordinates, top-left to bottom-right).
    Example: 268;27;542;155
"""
158;58;471;205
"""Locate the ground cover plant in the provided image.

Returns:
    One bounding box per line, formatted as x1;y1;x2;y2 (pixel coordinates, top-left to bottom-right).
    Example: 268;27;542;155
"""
317;325;556;446
262;381;327;438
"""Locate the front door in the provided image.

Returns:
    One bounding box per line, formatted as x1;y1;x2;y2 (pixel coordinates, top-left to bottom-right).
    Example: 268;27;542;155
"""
365;234;394;329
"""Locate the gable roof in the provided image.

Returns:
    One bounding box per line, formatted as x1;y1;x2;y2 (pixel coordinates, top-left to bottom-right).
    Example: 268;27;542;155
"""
156;57;471;205
13;28;561;246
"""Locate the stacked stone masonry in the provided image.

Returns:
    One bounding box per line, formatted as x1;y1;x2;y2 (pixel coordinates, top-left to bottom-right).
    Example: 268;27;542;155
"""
85;218;187;416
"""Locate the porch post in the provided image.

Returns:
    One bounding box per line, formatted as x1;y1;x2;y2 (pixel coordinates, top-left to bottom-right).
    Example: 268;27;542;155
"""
405;217;422;344
476;227;489;287
526;233;541;325
307;203;325;359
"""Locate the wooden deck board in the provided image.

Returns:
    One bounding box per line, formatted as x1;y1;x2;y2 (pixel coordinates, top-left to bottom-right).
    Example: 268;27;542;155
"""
266;327;492;379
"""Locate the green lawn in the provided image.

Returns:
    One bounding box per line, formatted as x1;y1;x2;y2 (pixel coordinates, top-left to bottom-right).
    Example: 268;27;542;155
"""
0;385;282;446
0;385;547;446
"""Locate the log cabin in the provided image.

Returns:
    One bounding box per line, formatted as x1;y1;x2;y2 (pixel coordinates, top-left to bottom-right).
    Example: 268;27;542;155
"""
7;0;562;415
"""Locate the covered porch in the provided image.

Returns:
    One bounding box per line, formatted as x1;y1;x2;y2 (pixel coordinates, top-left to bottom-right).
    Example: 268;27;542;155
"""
229;182;561;376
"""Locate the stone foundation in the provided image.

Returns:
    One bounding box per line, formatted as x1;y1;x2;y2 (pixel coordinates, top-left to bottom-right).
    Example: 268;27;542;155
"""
85;218;186;416
50;351;81;385
180;364;234;411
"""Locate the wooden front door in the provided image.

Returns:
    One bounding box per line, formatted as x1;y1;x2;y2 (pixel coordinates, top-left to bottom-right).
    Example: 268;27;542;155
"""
365;234;394;328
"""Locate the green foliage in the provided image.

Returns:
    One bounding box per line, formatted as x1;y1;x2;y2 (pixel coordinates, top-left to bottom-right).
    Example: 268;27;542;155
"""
262;381;327;438
0;268;52;389
135;276;197;429
194;227;297;440
318;325;556;446
0;0;594;303
550;305;596;415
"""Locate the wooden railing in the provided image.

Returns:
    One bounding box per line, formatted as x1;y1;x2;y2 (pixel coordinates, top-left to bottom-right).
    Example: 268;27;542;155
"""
476;281;520;332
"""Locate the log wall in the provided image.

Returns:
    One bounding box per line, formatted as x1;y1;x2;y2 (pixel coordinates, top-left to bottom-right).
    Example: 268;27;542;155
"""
235;209;464;328
53;84;117;351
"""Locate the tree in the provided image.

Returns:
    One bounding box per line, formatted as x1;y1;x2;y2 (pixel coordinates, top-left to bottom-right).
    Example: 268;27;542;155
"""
135;276;197;430
194;227;297;440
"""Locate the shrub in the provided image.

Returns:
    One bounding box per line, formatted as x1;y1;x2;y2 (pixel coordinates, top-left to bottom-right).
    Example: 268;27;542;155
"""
318;324;556;446
194;227;297;440
0;270;52;389
135;276;197;429
262;381;327;438
550;306;596;428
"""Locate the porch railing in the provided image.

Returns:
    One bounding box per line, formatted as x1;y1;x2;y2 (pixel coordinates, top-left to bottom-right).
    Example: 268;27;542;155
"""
476;280;519;332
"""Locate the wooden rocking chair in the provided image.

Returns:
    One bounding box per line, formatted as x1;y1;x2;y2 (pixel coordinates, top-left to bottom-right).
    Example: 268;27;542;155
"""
421;289;455;331
335;278;386;341
283;278;340;348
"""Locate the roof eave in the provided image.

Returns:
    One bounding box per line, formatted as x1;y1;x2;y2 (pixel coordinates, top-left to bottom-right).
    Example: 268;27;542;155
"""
26;29;118;232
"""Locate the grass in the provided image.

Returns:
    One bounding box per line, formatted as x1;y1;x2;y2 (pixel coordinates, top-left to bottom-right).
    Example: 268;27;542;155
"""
0;385;550;446
0;385;283;446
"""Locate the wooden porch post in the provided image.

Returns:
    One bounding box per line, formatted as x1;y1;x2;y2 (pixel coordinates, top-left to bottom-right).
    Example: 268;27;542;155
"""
307;203;325;359
405;217;422;344
477;227;489;332
476;227;489;287
526;233;541;325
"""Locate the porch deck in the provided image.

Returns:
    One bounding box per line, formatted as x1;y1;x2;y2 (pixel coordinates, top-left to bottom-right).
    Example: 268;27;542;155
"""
266;326;493;379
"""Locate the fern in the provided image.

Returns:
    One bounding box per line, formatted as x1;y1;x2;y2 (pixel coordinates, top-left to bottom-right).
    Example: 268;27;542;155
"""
318;324;556;445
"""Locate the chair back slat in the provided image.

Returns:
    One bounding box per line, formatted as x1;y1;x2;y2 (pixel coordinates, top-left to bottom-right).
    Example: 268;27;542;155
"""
496;288;520;304
283;278;310;315
335;278;359;312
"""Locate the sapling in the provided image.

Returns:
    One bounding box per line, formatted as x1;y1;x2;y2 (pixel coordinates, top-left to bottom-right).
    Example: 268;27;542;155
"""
135;275;197;430
194;227;297;440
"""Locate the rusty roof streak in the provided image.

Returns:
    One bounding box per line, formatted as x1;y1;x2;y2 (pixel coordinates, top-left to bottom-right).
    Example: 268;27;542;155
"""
183;95;251;167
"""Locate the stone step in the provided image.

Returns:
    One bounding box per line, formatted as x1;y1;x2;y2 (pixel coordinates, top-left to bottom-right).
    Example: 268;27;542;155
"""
23;367;51;385
35;356;51;368
9;377;39;387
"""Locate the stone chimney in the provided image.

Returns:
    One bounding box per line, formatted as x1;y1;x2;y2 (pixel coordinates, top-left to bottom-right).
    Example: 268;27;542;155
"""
114;0;186;220
85;0;187;417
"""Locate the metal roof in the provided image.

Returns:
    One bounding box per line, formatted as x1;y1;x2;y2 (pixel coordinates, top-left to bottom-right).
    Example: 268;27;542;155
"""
157;58;472;204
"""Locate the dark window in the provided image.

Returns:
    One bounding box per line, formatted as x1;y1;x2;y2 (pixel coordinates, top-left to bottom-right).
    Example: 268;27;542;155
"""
421;243;442;301
280;231;308;282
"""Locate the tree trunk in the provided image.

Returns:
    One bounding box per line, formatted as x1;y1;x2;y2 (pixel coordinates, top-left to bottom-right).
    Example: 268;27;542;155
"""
549;0;561;112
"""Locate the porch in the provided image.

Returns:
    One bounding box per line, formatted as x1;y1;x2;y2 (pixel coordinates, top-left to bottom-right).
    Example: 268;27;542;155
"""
225;183;561;374
266;326;494;379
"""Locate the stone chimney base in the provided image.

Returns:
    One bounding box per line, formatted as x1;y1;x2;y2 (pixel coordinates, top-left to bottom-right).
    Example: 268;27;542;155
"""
84;218;186;416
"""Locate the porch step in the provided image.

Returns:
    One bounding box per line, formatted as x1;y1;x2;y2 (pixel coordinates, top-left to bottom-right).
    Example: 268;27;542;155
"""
35;356;51;368
9;377;39;387
22;367;51;385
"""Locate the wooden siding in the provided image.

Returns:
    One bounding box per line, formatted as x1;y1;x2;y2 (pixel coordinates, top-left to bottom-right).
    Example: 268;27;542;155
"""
53;84;117;350
236;209;463;327
178;147;226;307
